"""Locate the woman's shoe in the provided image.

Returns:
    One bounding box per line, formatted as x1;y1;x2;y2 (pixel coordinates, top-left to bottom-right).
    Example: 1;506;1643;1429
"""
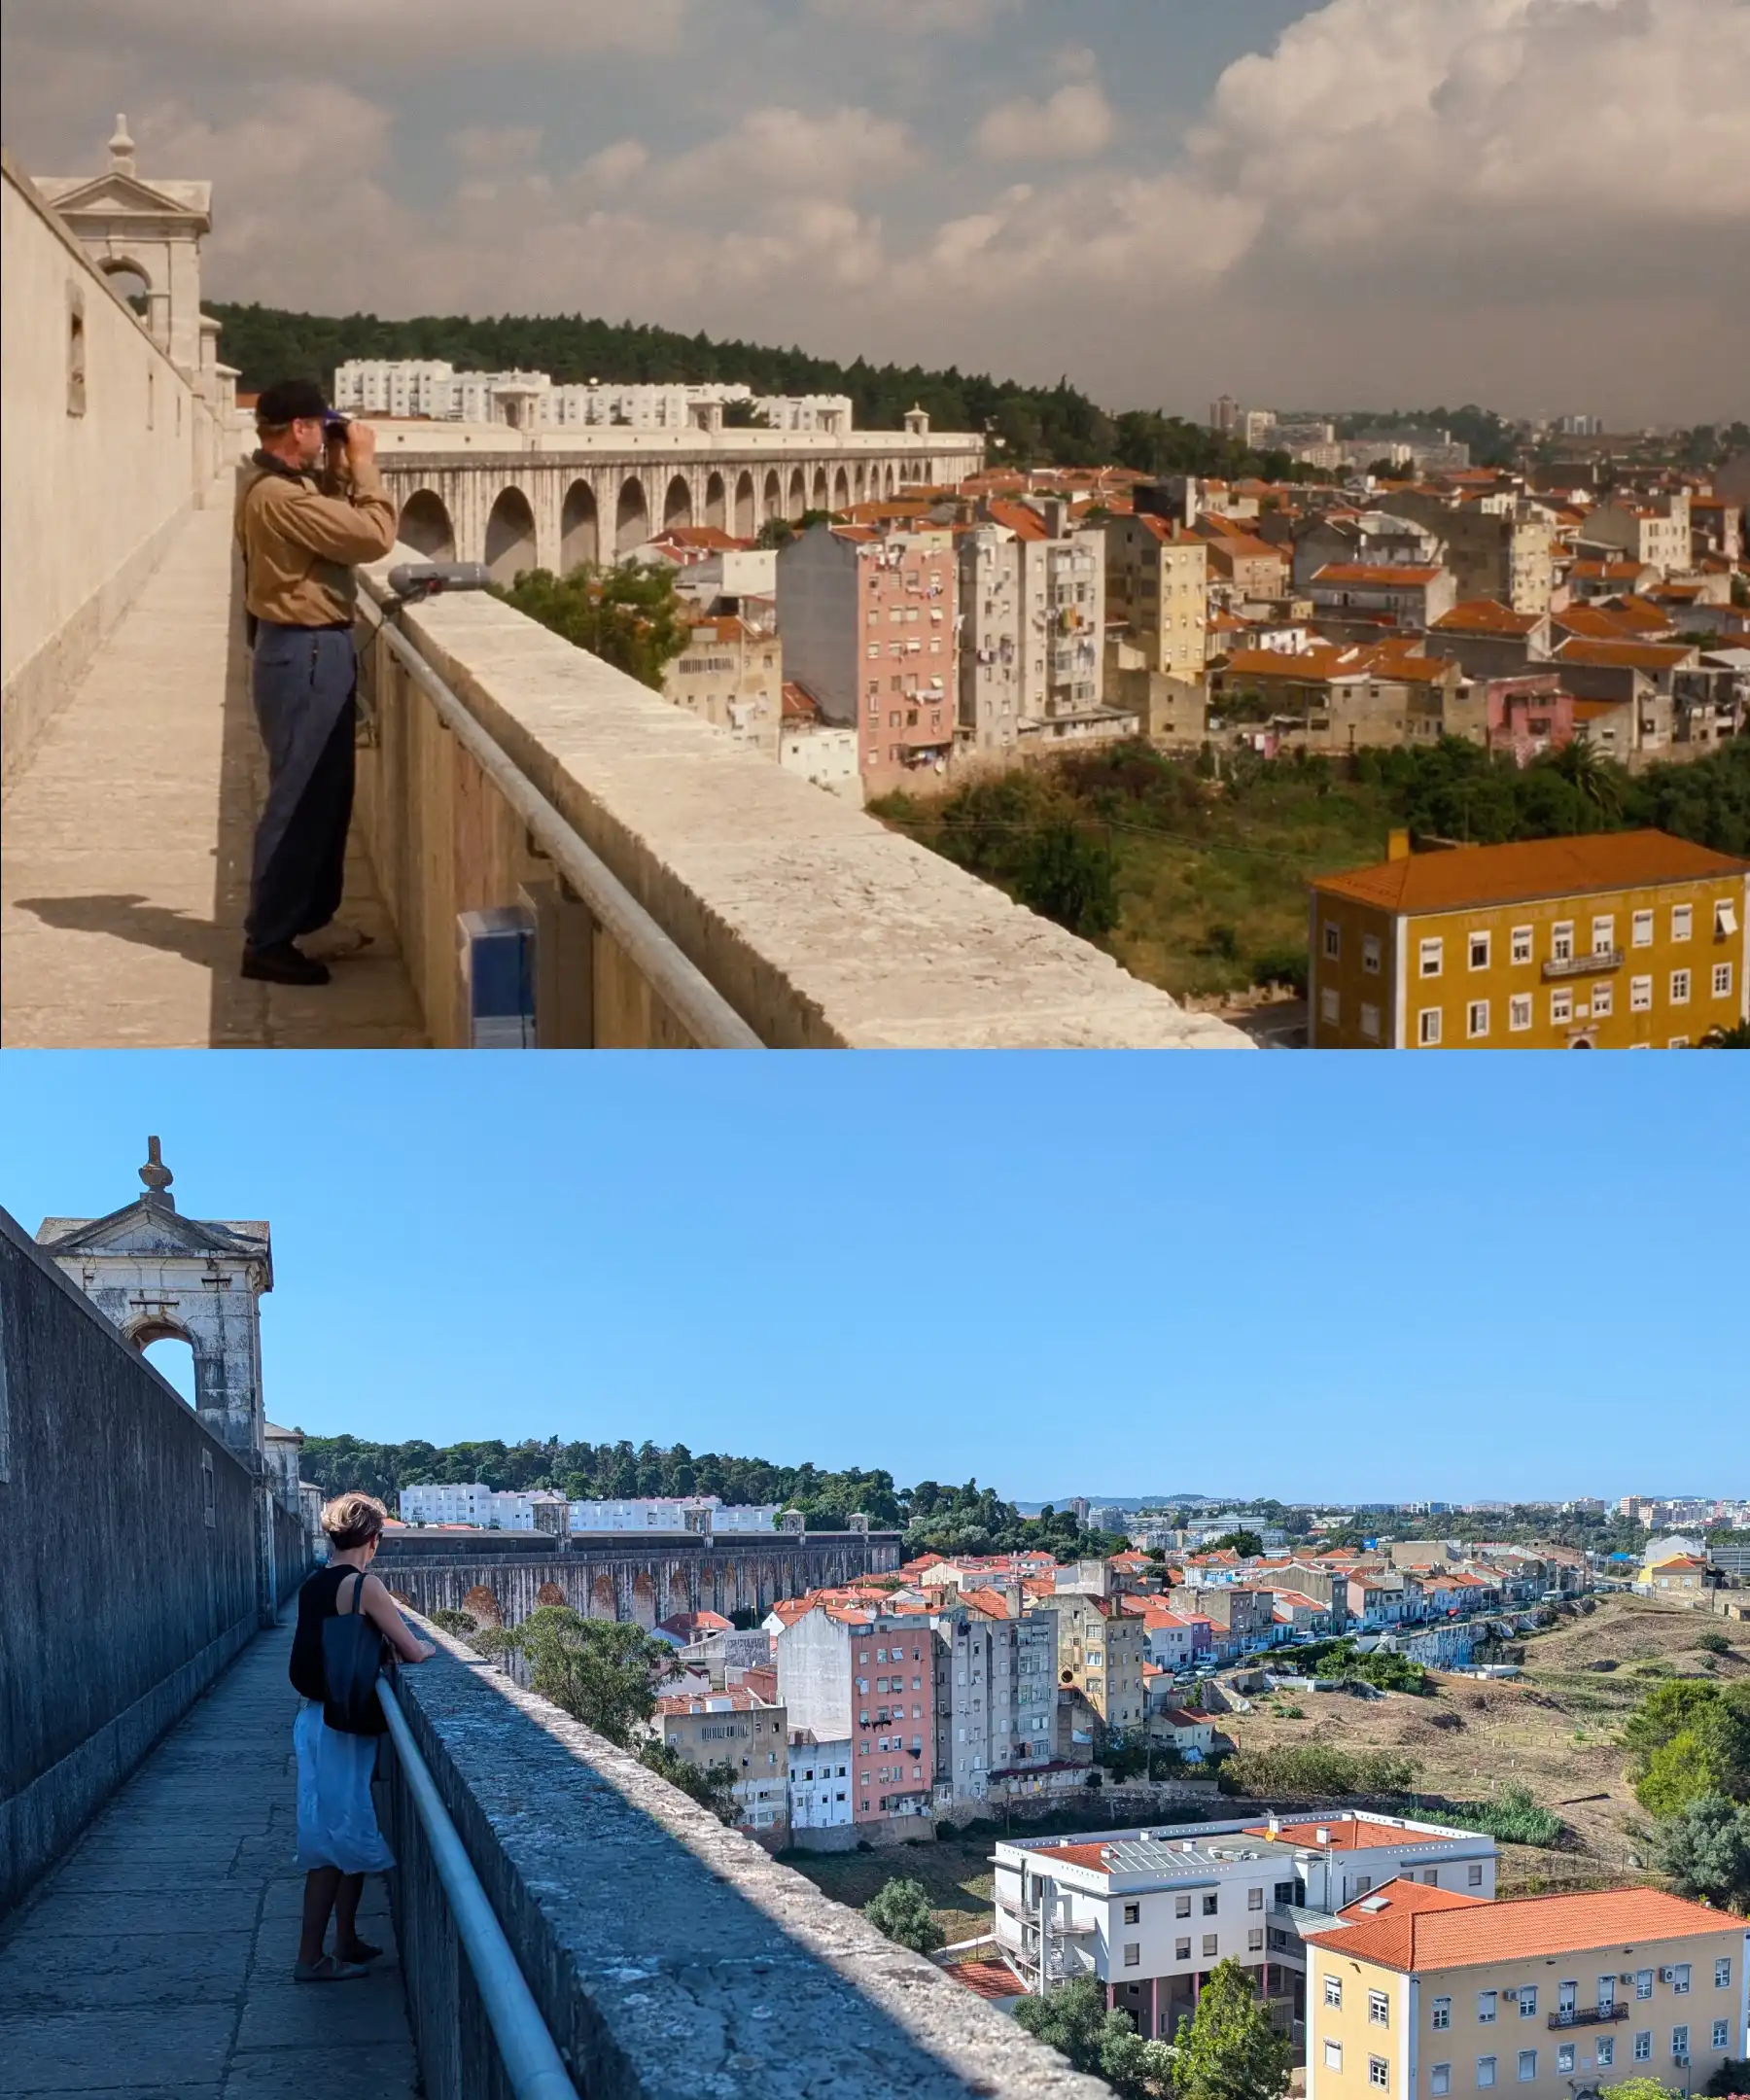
293;1954;371;1982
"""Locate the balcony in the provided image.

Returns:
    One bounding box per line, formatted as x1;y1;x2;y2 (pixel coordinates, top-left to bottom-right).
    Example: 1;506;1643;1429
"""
1543;948;1624;981
1549;2006;1629;2030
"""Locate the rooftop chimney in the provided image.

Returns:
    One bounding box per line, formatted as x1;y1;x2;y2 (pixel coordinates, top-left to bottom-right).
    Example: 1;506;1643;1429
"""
1315;1826;1332;1846
1386;828;1412;862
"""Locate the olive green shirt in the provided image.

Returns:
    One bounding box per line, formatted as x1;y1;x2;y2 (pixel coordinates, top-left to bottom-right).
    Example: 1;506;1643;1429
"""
235;452;399;628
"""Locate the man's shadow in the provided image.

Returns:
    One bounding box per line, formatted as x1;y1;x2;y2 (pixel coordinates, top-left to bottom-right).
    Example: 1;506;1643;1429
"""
11;892;228;970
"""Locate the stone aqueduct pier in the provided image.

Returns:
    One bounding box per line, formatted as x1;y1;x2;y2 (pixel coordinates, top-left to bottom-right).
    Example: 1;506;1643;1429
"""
372;1526;905;1630
370;423;987;579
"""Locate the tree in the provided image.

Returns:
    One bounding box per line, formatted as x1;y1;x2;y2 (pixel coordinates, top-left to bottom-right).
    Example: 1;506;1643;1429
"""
496;561;692;690
1169;1957;1294;2100
1631;1683;1750;1815
1704;2061;1750;2097
1700;1022;1750;1049
1655;1795;1750;1911
863;1877;943;1954
1602;2081;1680;2100
1015;820;1121;940
638;1740;740;1825
472;1606;677;1745
1014;1977;1172;2097
1207;1530;1265;1560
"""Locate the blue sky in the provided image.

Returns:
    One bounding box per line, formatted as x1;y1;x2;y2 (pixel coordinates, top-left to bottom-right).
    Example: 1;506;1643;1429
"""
5;1053;1743;1506
4;0;1745;421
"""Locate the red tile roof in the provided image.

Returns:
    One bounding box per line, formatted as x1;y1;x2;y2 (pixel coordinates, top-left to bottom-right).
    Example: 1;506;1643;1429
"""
1312;828;1748;915
1555;638;1695;672
946;1960;1028;2005
1304;1879;1732;1975
1432;601;1541;637
1312;564;1448;588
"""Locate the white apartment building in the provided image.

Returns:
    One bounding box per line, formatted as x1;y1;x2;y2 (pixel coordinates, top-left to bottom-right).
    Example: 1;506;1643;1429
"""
567;1496;781;1533
993;1813;1498;2042
788;1730;855;1831
398;1483;568;1530
332;360;854;435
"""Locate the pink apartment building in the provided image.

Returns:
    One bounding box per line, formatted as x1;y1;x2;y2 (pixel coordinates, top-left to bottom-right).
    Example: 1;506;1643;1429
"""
776;1600;937;1832
776;521;958;796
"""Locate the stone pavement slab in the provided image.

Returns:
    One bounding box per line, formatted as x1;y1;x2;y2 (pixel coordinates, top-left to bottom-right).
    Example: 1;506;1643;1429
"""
1;496;425;1048
0;1626;420;2100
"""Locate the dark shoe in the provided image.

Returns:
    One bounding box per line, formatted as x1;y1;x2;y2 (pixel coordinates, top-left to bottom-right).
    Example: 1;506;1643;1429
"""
336;1936;383;1963
241;942;331;986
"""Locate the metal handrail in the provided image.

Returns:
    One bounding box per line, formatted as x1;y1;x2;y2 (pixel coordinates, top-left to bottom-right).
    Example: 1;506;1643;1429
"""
355;577;764;1050
375;1679;580;2100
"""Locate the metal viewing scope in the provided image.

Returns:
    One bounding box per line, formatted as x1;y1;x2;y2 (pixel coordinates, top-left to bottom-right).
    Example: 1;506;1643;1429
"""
384;561;493;609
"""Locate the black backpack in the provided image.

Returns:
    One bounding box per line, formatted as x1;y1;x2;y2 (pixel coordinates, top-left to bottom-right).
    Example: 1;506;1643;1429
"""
322;1570;388;1735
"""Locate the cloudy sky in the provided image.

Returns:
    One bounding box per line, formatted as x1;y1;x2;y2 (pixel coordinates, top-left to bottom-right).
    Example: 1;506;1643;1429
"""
5;0;1746;425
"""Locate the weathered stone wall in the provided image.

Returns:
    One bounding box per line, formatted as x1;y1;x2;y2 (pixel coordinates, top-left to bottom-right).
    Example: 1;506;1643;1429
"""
1;151;213;783
381;1615;1106;2100
352;556;1251;1049
374;1530;902;1629
0;1206;272;1912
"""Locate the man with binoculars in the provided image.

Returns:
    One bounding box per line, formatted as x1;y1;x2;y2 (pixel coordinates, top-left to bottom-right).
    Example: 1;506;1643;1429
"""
235;379;397;987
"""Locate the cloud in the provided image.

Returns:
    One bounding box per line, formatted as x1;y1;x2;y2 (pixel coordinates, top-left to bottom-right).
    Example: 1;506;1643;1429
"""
804;0;1017;32
451;126;543;173
652;106;914;200
976;70;1117;163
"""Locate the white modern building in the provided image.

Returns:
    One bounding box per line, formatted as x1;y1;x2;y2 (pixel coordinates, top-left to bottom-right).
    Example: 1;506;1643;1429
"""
567;1495;781;1534
993;1812;1498;2044
332;360;855;438
398;1483;569;1530
788;1730;855;1832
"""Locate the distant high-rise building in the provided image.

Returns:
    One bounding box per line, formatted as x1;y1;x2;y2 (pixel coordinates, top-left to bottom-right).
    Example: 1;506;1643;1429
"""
1209;395;1240;437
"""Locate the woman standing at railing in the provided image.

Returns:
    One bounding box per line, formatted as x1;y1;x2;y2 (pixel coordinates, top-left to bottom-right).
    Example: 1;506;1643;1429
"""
288;1492;435;1981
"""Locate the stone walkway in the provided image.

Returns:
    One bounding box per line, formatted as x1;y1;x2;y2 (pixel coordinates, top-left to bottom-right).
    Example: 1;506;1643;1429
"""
0;1626;420;2099
1;497;425;1048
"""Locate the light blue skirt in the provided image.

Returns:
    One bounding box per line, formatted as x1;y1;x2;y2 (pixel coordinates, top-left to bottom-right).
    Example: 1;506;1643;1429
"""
293;1699;395;1874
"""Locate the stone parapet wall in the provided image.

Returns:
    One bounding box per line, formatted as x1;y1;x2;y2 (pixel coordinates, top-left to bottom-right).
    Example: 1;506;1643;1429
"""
0;1206;262;1912
1;152;215;782
382;1615;1107;2100
353;556;1250;1049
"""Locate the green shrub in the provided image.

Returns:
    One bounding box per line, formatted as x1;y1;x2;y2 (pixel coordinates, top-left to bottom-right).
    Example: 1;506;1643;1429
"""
1695;1631;1732;1656
1433;1785;1563;1848
1220;1742;1418;1800
863;1877;943;1954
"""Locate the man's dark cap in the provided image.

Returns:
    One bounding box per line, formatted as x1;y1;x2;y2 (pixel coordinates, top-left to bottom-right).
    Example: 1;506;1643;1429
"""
256;378;329;424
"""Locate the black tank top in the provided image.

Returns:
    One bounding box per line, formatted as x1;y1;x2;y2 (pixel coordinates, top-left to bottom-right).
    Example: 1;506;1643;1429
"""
290;1562;368;1700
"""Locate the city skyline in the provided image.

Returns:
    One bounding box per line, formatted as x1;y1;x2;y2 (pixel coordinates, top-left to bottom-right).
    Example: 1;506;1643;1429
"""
3;0;1746;426
4;1053;1743;1505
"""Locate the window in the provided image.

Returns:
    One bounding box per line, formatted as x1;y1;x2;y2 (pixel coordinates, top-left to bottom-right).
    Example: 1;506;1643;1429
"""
1360;1002;1382;1041
1632;909;1654;948
1203;1893;1219;1916
1124;1942;1140;1968
1630;975;1653;1012
1511;927;1533;965
1433;1999;1452;2031
1203;1934;1219;1958
66;282;88;417
1370;1990;1390;2027
1324;922;1342;961
1634;2033;1652;2062
1552;922;1574;963
1596;2040;1614;2069
1420;936;1444;978
1557;2046;1575;2075
1124;1903;1140;1925
1469;931;1491;970
1673;2026;1691;2061
1592;915;1615;954
1477;2057;1497;2088
1326;1977;1344;2010
1321;986;1341;1027
1671;968;1692;1005
1509;994;1531;1032
1517;2052;1536;2082
1468;999;1489;1040
1247;1887;1265;1911
1551;988;1573;1026
1673;904;1693;942
1713;2022;1730;2050
1592;982;1613;1019
1431;2069;1451;2097
1637;1972;1654;2001
1673;1967;1692;1996
1325;2044;1345;2072
1479;1993;1498;2025
1713;962;1733;998
1177;1938;1192;1961
1419;1008;1443;1047
1176;1895;1193;1919
1363;934;1382;975
1370;2058;1389;2090
1520;1988;1538;2017
1248;1928;1265;1952
1716;1960;1732;1990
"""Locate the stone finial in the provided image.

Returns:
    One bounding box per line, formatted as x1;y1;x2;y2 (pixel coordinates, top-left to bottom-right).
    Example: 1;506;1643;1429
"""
139;1135;175;1209
109;114;136;174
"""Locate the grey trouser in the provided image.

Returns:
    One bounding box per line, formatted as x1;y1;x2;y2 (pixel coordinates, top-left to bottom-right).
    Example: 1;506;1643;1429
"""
246;622;356;952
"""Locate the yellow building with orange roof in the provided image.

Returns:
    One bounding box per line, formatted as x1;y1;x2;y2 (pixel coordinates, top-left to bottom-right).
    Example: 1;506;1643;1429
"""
1309;829;1749;1048
1306;1878;1747;2100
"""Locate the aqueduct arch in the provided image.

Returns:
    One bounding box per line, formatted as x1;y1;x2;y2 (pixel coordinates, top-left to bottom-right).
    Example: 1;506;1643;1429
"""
398;490;455;560
788;468;807;516
662;473;692;532
762;471;783;524
484;486;537;583
704;472;726;531
615;476;649;555
735;472;756;537
560;479;598;571
832;467;850;510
